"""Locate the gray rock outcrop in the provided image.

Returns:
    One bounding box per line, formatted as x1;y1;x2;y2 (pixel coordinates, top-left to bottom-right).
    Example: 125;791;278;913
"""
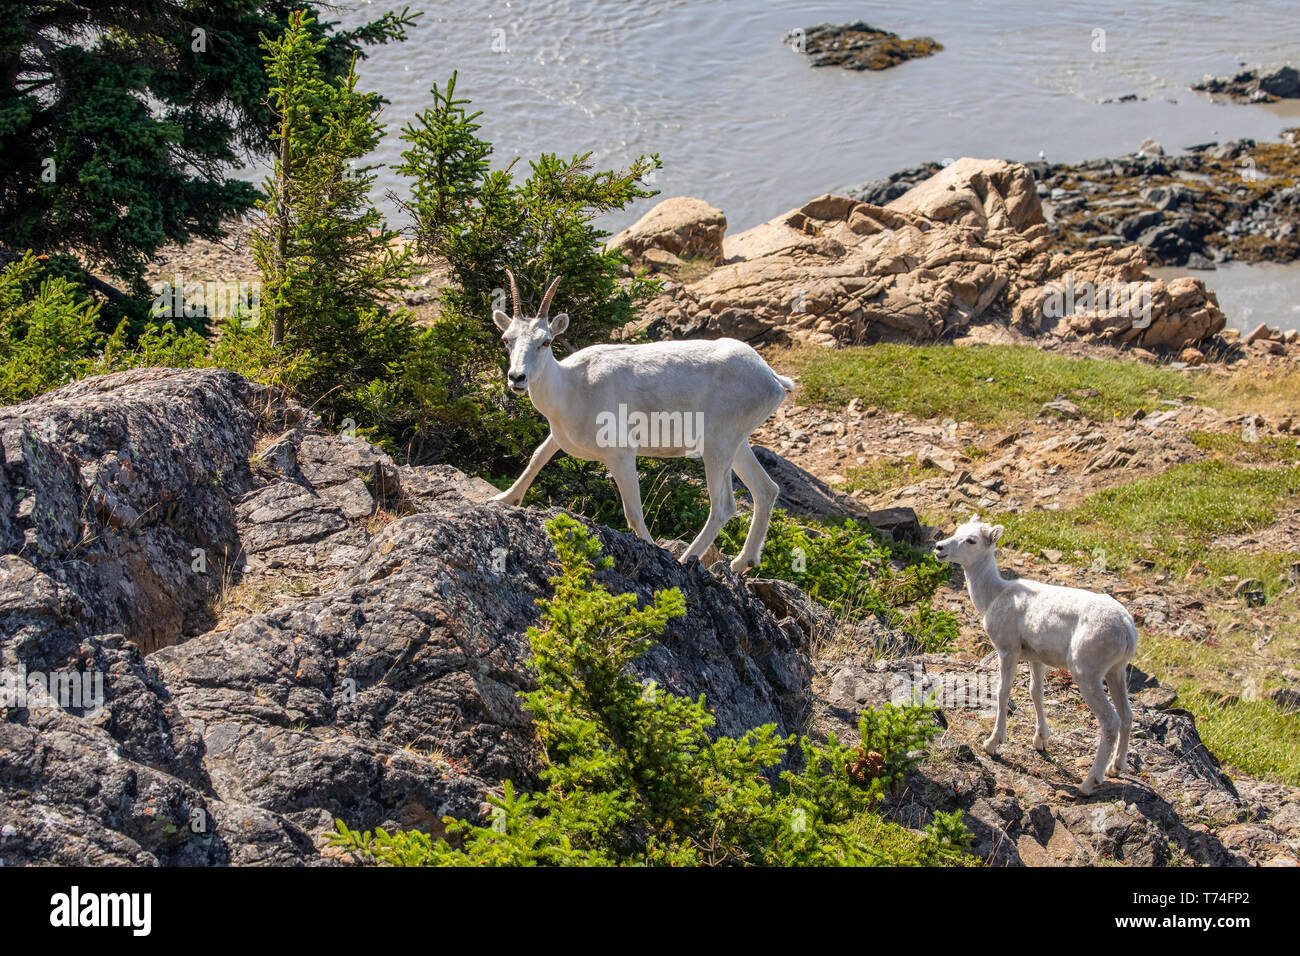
0;368;807;865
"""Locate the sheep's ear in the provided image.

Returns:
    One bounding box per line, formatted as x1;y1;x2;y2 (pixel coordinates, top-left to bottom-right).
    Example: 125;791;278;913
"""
986;524;1004;545
492;310;512;333
549;312;569;336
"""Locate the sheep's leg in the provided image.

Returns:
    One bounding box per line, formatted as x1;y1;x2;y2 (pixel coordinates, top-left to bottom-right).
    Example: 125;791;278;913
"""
1075;673;1120;796
491;434;559;506
1029;662;1050;751
606;453;652;542
729;442;779;574
681;447;738;564
1105;663;1133;777
983;653;1017;755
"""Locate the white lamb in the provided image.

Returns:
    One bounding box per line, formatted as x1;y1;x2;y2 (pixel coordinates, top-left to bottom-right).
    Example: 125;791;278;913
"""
933;516;1138;795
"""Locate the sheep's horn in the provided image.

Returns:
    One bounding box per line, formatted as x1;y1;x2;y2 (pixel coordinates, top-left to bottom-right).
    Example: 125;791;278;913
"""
505;268;521;317
538;275;562;318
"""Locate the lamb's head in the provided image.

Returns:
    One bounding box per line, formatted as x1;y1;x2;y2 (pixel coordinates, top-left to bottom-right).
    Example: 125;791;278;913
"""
933;515;1003;566
492;271;569;395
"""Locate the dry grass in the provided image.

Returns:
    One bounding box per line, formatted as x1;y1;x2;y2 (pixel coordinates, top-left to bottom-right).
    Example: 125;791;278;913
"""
207;566;317;630
1202;366;1300;423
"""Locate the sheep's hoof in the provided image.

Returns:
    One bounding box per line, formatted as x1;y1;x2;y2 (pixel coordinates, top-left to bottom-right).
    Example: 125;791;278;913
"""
1033;732;1049;751
981;735;1001;755
1078;776;1102;796
729;556;755;575
1106;761;1124;778
489;492;517;506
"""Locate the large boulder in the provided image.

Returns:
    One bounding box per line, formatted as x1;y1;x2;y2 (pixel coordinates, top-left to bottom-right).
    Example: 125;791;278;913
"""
887;157;1045;233
0;368;294;654
608;196;727;266
1009;249;1226;347
634;159;1224;350
743;447;923;543
0;369;808;865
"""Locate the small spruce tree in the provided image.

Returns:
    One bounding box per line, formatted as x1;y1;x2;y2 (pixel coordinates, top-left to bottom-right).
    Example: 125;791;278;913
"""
250;10;414;422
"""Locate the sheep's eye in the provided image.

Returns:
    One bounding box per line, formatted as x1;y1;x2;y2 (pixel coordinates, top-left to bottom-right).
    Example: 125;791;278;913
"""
540;339;552;349
965;537;976;544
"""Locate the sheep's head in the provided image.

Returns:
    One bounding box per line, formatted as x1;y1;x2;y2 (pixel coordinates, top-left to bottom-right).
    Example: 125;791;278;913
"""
493;271;568;395
933;514;1003;566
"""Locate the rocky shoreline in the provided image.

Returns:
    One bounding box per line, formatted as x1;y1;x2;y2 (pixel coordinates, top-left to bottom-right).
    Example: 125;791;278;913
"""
844;131;1300;270
610;139;1300;366
617;159;1234;353
138;131;1300;368
1036;132;1300;268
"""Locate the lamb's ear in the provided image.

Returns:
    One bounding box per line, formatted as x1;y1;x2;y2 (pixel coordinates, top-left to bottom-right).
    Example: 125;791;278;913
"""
986;524;1005;545
492;310;512;333
549;312;569;336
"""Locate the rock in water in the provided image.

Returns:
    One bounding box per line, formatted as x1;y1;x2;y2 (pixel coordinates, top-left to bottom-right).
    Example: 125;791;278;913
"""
0;368;808;865
786;22;942;71
1194;66;1300;102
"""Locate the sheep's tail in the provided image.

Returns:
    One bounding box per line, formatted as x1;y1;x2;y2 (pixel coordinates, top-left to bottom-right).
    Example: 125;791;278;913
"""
773;372;796;393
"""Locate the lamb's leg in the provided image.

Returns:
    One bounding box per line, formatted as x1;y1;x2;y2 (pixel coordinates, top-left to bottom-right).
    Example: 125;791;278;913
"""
681;447;737;564
1029;662;1050;751
729;442;779;574
983;652;1017;755
1105;663;1133;777
1075;673;1120;796
491;434;559;506
606;453;652;542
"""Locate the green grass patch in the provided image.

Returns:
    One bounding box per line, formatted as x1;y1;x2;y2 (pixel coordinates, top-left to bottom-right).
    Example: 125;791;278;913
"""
843;458;939;495
995;460;1300;589
1136;622;1300;785
780;343;1203;425
1189;430;1300;464
1176;689;1300;786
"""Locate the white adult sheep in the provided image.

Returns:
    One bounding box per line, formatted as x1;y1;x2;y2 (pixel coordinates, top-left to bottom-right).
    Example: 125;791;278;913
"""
933;516;1138;795
489;271;794;573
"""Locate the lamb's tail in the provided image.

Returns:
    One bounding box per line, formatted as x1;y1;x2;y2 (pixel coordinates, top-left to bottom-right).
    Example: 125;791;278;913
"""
1123;613;1139;661
773;372;796;393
